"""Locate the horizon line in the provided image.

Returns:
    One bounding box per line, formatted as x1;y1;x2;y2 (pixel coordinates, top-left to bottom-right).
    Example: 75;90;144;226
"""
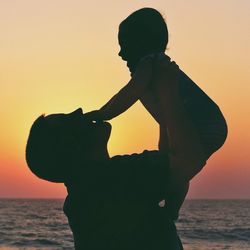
0;197;249;200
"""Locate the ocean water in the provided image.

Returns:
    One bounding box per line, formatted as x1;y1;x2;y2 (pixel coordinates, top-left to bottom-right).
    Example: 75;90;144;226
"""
0;199;249;250
176;200;250;250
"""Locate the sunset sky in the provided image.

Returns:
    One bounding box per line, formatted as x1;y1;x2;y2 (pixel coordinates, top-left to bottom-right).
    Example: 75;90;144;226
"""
1;0;249;199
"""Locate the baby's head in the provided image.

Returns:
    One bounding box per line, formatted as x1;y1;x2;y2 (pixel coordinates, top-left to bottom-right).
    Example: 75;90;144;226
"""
118;8;168;73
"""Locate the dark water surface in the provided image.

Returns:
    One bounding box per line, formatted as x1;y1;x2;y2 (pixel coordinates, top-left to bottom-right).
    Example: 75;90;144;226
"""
0;199;249;250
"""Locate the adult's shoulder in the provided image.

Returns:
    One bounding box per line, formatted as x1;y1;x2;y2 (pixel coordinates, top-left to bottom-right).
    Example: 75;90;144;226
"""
111;150;169;165
109;150;170;202
110;150;170;175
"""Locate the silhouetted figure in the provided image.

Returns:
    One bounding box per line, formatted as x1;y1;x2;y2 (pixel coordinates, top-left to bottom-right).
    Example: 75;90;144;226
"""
86;8;228;219
25;8;228;250
26;59;207;249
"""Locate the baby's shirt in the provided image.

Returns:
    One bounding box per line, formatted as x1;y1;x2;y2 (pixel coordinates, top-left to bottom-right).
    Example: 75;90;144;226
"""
139;52;167;64
177;70;227;158
140;53;228;158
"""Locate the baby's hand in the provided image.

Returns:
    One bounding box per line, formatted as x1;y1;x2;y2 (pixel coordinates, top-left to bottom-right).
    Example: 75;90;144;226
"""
84;110;104;122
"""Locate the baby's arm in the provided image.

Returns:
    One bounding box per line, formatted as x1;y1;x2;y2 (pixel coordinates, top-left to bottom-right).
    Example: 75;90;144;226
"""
139;53;171;124
85;59;153;121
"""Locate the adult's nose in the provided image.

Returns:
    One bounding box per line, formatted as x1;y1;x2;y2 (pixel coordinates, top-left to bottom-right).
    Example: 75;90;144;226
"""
69;108;83;116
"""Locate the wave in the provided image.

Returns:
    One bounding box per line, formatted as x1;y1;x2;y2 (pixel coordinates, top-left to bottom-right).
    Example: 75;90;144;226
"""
179;228;250;242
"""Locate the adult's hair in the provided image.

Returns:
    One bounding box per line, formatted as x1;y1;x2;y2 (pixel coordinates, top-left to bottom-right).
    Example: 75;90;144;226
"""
119;8;168;52
26;115;68;182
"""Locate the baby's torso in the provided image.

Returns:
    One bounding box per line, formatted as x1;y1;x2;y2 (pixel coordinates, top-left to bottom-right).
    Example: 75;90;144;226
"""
140;68;228;158
178;70;227;157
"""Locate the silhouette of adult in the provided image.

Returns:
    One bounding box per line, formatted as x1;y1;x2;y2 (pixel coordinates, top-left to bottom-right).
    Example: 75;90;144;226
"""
26;60;206;250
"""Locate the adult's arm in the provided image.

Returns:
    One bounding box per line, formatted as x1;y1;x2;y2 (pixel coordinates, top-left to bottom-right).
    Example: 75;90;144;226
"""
158;123;170;152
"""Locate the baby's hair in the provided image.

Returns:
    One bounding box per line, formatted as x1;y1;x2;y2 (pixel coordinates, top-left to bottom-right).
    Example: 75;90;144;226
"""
119;8;168;52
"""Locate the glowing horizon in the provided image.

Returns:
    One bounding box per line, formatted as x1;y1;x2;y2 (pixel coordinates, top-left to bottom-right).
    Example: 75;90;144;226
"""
1;0;249;199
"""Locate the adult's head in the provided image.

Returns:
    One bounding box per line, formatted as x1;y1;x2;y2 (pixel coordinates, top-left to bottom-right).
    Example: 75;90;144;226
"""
118;7;168;73
26;108;112;183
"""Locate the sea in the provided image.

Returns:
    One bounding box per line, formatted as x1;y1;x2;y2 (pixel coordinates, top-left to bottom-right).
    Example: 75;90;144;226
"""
0;199;249;250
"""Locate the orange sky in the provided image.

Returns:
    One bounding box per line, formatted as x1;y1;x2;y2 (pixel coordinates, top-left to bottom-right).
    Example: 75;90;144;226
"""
1;0;249;199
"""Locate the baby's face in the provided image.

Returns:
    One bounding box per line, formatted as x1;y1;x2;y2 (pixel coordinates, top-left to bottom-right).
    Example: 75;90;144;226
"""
118;28;145;74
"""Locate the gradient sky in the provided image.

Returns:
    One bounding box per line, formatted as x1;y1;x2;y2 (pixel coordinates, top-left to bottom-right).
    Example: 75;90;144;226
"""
1;0;249;199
